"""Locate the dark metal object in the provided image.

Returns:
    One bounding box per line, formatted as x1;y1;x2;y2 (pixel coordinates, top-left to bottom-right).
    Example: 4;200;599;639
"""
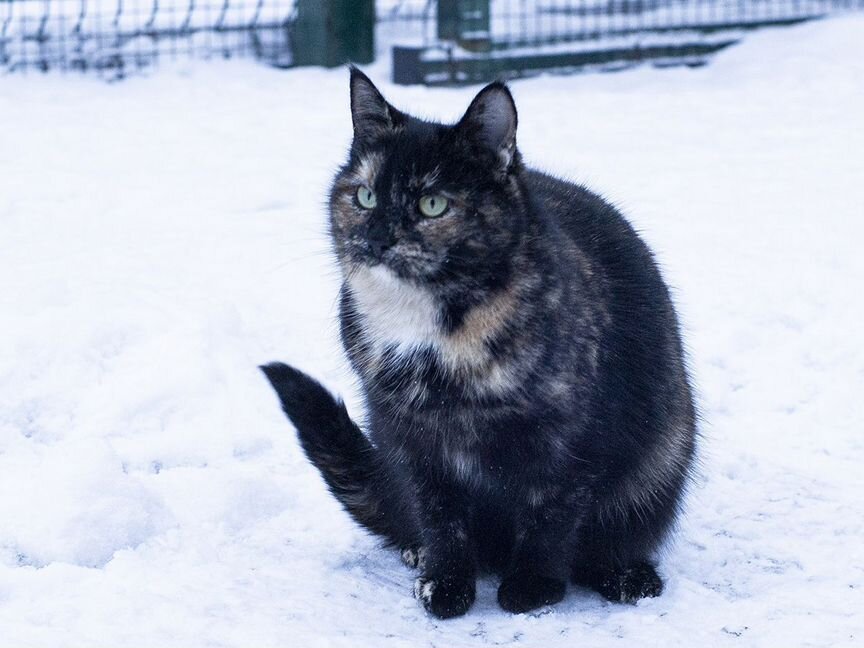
0;0;377;76
292;0;374;67
392;0;864;85
0;0;861;79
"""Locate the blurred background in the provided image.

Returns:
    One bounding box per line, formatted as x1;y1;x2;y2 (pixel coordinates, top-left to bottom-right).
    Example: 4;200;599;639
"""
2;0;863;81
2;2;863;647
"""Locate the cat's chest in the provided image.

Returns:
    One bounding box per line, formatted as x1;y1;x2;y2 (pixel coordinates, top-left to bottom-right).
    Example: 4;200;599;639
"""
347;265;444;355
344;265;527;398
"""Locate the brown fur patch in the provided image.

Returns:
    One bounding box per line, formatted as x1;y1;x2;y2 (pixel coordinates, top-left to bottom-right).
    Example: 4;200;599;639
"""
330;153;384;256
445;282;521;367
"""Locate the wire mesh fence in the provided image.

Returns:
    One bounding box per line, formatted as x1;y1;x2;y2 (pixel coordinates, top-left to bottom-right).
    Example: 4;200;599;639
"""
0;0;395;75
438;0;854;47
1;0;862;78
0;0;300;75
390;0;864;83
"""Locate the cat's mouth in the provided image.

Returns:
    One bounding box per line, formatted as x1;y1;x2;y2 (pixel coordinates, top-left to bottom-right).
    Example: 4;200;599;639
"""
359;241;443;281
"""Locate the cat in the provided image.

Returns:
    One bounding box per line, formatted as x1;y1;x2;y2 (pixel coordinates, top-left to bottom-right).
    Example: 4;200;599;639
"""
261;68;696;619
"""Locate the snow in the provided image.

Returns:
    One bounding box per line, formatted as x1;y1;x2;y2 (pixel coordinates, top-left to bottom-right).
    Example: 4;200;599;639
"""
1;15;863;647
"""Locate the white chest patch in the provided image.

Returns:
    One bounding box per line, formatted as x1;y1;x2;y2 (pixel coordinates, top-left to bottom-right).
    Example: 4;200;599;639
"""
347;265;520;394
348;265;442;356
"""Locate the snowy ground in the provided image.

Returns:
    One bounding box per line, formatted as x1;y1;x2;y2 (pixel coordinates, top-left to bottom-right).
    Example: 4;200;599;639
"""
1;16;863;648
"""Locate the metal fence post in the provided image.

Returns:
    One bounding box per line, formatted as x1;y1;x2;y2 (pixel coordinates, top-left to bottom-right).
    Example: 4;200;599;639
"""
437;0;491;50
395;0;491;85
292;0;375;68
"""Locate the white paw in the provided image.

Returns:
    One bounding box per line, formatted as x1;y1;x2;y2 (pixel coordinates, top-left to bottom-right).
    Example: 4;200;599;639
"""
400;546;427;569
413;576;436;604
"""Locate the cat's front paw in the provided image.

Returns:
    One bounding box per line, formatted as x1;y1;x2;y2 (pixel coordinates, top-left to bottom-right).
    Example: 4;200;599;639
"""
400;546;427;570
497;571;566;614
585;562;664;603
413;574;476;619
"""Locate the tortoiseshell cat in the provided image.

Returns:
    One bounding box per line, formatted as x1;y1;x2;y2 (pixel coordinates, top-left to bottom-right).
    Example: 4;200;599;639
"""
262;69;696;618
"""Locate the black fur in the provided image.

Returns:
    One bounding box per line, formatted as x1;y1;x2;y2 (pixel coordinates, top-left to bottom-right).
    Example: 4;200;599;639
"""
261;68;696;618
259;362;417;547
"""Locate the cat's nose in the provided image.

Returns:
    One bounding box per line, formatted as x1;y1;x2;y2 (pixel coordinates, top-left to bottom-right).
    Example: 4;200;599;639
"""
366;219;395;258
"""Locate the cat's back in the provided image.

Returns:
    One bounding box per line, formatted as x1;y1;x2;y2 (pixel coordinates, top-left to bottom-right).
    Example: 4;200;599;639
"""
523;169;676;316
524;169;655;276
523;167;689;401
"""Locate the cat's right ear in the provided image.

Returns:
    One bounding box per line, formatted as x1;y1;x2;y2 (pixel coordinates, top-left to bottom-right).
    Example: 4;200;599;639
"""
349;67;402;147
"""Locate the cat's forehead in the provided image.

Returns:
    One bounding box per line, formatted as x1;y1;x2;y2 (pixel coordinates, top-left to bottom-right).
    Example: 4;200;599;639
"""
353;152;441;191
352;151;385;187
352;120;454;186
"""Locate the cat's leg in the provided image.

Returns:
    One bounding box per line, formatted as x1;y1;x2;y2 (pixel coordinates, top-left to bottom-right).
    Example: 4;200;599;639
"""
412;476;476;619
571;561;663;603
497;498;577;614
570;508;667;603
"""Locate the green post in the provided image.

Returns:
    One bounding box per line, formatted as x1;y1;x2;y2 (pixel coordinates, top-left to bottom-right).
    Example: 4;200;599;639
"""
437;0;491;50
292;0;375;68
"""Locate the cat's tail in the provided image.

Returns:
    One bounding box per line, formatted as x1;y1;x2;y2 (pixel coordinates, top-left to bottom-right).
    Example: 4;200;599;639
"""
260;362;416;548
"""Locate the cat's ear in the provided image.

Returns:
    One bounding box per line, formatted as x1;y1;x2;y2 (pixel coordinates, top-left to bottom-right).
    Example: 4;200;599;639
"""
457;82;518;171
349;67;402;146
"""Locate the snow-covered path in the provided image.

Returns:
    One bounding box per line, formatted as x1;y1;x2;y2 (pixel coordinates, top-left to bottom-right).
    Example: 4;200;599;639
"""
1;17;863;648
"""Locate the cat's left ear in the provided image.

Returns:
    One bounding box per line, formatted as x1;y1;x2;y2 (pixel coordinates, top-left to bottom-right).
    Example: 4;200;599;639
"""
457;82;518;172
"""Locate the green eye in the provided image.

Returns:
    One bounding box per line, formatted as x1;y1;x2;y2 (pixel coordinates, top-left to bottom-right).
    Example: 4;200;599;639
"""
418;194;449;218
356;186;377;209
